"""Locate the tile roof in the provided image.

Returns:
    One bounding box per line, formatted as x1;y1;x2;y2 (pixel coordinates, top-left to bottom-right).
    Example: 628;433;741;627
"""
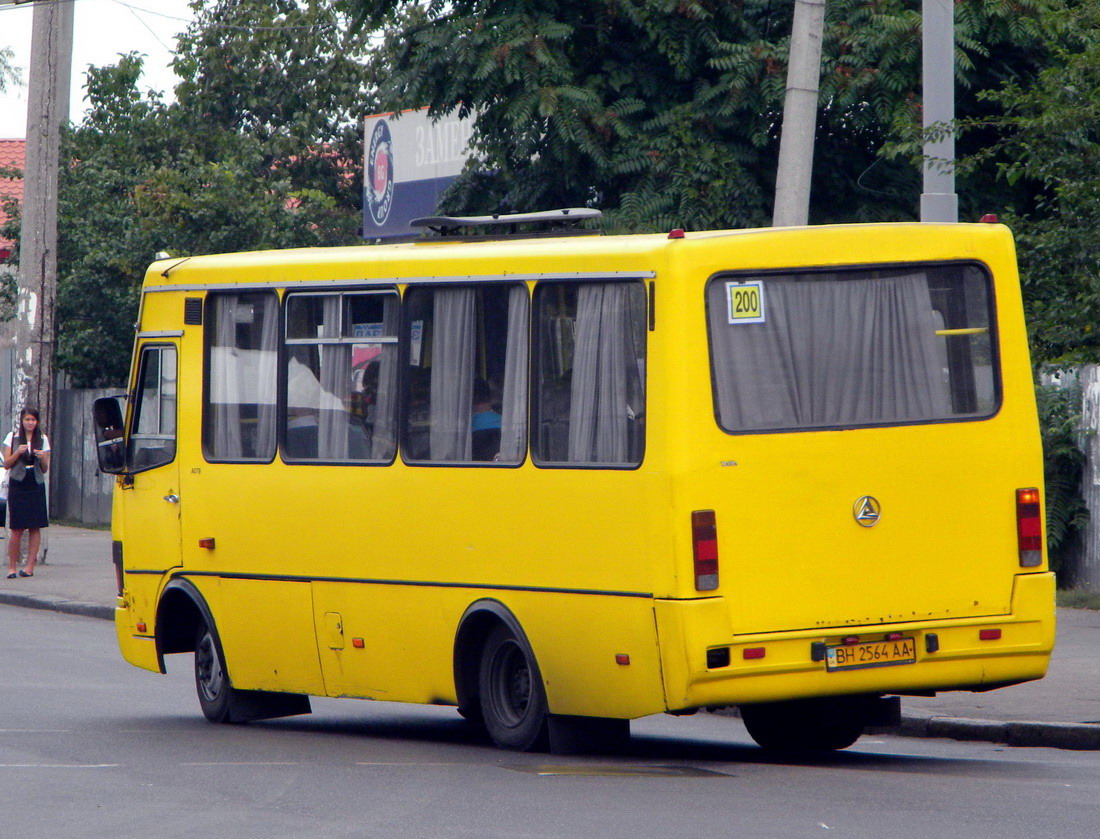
0;138;25;260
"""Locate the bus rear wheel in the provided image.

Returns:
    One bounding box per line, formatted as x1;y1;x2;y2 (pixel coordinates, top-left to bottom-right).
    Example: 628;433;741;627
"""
740;697;866;753
478;625;549;751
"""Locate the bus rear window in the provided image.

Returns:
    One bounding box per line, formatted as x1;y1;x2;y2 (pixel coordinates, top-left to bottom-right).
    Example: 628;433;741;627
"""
706;264;998;433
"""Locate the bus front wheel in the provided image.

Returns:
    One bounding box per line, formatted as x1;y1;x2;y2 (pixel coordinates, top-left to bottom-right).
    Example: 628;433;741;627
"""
478;625;549;751
740;697;866;753
195;620;236;724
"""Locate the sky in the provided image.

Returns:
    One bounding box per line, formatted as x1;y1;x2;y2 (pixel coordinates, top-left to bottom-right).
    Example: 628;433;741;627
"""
0;0;195;138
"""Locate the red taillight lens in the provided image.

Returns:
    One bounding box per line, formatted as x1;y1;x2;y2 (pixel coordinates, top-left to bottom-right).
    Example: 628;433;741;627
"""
692;510;719;591
112;540;124;597
1016;487;1043;567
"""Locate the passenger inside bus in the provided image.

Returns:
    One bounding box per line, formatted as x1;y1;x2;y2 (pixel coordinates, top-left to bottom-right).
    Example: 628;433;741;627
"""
471;378;502;461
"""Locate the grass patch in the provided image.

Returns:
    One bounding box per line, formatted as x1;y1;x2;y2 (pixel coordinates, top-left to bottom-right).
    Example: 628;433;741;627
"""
1057;589;1100;611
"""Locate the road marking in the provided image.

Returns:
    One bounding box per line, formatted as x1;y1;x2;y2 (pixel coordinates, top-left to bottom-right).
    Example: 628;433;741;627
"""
355;762;459;767
512;764;732;777
0;764;119;769
180;762;301;766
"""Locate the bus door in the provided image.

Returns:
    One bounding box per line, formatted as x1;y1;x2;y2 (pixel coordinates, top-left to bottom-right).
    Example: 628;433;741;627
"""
120;341;182;589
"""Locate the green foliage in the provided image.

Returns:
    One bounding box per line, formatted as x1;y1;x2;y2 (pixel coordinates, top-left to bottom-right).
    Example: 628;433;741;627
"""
53;1;372;387
347;0;1054;230
954;2;1100;365
0;45;17;93
1036;379;1089;579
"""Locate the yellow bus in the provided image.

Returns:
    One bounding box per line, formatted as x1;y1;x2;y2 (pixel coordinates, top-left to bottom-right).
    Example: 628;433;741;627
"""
93;212;1055;753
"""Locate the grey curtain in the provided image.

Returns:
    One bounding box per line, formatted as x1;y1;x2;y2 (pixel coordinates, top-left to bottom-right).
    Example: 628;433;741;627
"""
709;271;951;431
567;283;645;463
498;285;529;463
429;288;476;461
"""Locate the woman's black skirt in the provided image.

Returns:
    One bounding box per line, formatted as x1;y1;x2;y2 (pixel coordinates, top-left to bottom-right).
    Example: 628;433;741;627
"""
7;472;48;530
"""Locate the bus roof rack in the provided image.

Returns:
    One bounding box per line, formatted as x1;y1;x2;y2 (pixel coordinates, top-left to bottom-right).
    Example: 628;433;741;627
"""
410;207;602;239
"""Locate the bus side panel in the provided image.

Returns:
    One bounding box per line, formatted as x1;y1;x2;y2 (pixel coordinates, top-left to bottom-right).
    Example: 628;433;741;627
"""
208;577;327;696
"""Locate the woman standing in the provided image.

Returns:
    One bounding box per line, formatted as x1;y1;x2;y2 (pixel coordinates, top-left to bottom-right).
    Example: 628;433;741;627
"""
3;408;50;579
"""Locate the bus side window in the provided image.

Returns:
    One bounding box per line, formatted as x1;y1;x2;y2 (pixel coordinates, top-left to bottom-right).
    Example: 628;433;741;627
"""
205;292;280;462
129;345;178;472
531;281;647;467
282;290;399;463
402;283;528;465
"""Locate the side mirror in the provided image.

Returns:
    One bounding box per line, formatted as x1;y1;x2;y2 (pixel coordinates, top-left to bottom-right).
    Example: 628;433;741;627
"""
92;396;127;474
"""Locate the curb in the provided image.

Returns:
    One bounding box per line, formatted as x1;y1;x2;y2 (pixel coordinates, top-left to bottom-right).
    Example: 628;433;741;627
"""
893;712;1100;751
0;591;113;621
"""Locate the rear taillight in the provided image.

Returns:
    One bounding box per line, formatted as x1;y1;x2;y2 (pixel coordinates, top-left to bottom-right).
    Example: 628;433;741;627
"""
692;510;719;591
112;540;124;596
1016;487;1043;567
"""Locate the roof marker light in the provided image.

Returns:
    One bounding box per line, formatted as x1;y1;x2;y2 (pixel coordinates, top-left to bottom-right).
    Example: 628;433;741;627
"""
668;228;685;239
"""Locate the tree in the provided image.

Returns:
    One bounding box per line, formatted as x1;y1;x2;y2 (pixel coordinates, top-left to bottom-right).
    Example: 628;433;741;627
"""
955;1;1100;364
52;1;373;387
346;0;1054;231
0;45;17;92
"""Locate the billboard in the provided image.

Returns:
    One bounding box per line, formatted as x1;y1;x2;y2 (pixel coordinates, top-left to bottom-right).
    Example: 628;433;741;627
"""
363;107;475;240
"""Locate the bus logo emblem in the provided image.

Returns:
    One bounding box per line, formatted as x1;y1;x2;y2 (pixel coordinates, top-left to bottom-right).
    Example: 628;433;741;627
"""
853;496;881;527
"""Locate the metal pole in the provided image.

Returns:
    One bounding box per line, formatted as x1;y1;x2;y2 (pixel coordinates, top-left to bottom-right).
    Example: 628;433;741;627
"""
773;0;826;228
14;0;73;426
920;0;957;222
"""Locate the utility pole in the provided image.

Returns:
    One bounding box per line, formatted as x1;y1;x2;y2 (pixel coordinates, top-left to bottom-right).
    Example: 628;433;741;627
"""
772;0;826;228
13;0;73;425
920;0;957;222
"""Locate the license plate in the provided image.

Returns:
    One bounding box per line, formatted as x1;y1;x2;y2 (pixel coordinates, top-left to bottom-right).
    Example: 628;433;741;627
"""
825;638;916;672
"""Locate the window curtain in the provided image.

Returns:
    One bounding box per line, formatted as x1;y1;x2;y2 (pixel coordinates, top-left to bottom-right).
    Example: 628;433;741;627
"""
211;296;243;460
429;288;476;461
370;295;400;460
254;295;278;458
498;285;529;463
318;295;350;460
567;283;644;463
710;272;951;430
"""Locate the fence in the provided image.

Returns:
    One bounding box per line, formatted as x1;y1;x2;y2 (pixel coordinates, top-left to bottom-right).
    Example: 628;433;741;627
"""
48;386;116;526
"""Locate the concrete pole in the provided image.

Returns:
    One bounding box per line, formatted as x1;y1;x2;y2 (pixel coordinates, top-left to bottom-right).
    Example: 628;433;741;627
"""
773;0;826;228
14;0;73;427
920;0;958;222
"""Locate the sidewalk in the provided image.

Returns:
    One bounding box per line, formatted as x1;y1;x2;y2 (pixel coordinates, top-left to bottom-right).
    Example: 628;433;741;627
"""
2;525;1098;750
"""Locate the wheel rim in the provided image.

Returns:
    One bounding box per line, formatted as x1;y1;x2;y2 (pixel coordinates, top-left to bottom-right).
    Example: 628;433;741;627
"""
488;639;531;729
196;631;225;702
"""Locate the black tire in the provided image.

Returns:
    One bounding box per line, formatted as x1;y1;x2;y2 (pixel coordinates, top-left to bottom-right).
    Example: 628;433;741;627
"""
741;697;866;753
478;624;549;751
195;620;236;724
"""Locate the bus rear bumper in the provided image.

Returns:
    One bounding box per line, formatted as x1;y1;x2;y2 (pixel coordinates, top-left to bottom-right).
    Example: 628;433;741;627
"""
656;572;1056;712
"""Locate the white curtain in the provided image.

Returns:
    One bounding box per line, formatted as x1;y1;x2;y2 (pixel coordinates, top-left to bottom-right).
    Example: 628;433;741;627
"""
567;284;645;463
211;296;243;460
709;271;952;430
498;285;529;463
318;295;350;460
370;295;400;461
429;288;476;461
254;295;278;458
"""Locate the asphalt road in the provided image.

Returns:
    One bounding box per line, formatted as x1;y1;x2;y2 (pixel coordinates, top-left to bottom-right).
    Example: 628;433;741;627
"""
2;607;1098;839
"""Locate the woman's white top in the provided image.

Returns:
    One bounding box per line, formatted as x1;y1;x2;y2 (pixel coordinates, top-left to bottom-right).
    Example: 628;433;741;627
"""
3;432;51;453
